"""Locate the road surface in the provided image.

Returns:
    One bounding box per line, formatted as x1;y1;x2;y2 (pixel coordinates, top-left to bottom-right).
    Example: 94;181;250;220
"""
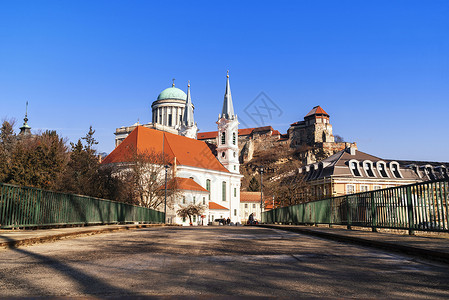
1;226;449;298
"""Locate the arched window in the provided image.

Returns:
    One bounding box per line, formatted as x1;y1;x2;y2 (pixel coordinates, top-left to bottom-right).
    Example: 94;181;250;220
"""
206;179;211;200
233;132;236;145
221;132;226;144
222;181;226;201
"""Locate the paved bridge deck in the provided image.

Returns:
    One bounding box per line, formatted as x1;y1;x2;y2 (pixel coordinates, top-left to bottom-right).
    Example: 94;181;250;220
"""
2;223;449;264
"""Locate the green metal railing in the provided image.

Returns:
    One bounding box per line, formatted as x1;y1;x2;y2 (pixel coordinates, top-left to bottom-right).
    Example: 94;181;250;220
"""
0;183;165;229
263;178;449;233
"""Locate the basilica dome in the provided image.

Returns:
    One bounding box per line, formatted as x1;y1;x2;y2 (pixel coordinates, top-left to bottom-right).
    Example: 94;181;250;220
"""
157;87;187;101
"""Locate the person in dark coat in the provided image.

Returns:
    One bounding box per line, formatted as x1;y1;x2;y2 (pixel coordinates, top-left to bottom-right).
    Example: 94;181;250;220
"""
248;213;254;225
226;217;231;225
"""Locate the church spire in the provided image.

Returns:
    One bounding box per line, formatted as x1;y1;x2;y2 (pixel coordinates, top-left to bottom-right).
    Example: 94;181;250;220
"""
221;70;235;119
183;81;194;127
19;101;32;136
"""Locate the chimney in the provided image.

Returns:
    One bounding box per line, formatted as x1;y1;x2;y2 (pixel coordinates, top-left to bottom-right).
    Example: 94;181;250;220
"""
347;146;356;156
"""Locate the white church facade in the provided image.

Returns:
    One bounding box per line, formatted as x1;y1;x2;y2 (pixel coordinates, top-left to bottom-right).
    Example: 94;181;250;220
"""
103;72;243;225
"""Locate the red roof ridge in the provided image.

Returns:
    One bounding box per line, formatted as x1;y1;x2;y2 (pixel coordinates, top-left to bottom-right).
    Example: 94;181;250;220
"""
209;202;228;210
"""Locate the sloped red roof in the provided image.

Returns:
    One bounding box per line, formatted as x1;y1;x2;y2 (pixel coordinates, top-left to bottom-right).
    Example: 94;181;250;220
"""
102;126;229;173
197;131;217;140
209;202;228;210
197;128;256;140
305;105;329;118
240;191;271;202
165;177;209;192
238;128;254;136
253;126;273;133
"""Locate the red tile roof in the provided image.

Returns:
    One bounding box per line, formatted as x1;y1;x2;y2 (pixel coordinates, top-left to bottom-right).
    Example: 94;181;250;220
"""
197;131;218;140
102;126;229;173
165;177;209;192
209;202;228;210
197;127;285;140
238;128;255;136
240;191;271;202
305;105;329;118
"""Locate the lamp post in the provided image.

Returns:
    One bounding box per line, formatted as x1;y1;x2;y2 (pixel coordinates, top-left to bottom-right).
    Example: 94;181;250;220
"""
259;165;264;223
164;164;169;224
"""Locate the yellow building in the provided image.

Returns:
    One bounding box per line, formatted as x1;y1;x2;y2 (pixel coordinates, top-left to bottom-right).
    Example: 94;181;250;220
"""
299;147;448;199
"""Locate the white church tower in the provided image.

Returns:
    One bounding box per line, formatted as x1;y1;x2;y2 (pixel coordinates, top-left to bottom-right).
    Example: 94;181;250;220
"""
179;81;198;139
216;71;240;173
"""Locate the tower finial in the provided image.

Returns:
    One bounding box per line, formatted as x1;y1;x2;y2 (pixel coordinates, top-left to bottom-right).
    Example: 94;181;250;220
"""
227;70;229;78
188;80;190;87
19;101;31;136
172;78;175;87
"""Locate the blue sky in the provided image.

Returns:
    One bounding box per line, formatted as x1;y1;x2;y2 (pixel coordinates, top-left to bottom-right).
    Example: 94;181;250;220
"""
1;0;448;161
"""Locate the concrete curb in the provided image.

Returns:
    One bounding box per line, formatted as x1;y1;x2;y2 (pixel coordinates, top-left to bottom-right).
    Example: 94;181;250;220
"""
0;224;165;249
259;224;449;265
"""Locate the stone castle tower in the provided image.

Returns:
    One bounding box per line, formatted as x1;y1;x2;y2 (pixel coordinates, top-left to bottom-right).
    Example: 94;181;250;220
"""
288;105;356;164
288;106;334;147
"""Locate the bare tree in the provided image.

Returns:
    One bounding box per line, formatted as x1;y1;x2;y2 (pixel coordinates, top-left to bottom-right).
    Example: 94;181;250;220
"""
177;204;206;225
265;160;311;208
116;148;178;210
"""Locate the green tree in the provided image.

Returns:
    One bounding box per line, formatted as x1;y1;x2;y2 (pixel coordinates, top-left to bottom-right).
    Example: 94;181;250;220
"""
0;120;16;182
58;126;102;197
10;130;69;189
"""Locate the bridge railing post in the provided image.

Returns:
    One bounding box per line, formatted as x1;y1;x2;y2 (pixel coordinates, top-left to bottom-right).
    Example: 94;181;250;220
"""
406;185;415;235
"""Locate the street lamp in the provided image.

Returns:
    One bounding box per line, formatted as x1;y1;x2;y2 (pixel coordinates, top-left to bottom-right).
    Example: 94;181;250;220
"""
164;164;169;224
259;165;264;223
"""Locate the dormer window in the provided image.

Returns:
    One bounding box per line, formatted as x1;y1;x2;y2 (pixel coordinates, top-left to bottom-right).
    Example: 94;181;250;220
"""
440;166;448;179
363;160;376;177
389;161;402;178
376;161;389;178
423;165;436;181
348;160;361;177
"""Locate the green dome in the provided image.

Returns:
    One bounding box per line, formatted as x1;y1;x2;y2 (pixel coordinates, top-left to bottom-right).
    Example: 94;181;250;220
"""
157;87;187;101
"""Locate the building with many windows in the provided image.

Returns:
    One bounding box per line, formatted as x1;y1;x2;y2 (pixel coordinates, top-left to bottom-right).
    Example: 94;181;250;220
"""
103;73;243;225
298;146;448;199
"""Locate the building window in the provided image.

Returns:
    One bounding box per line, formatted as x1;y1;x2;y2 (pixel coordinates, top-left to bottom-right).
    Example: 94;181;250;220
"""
245;204;248;208
233;132;236;145
361;185;369;192
349;160;361;177
233;152;236;158
373;185;382;190
203;197;205;205
182;196;186;204
390;162;402;178
377;161;389;178
193;196;196;204
179;115;182;123
363;161;376;177
252;204;256;209
193;215;196;222
206;179;211;200
234;165;236;171
222;181;226;201
168;114;172;126
346;184;355;194
234;209;237;216
234;188;236;197
221;132;226;144
183;217;186;222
